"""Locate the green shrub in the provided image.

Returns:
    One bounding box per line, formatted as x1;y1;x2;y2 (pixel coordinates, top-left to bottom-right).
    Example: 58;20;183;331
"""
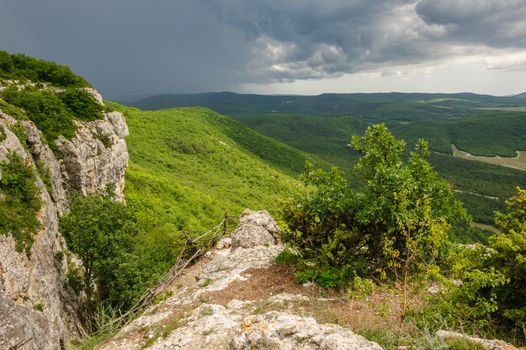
0;100;28;120
281;124;465;288
316;267;349;289
488;187;526;339
0;151;41;255
0;50;89;87
9;122;29;150
36;160;52;193
60;194;142;324
444;337;485;350
165;137;209;155
0;125;5;142
274;248;299;265
295;269;315;284
347;276;376;299
58;88;103;121
1;86;77;145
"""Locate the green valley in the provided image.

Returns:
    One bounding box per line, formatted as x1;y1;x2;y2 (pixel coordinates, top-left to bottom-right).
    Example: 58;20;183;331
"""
130;92;526;231
106;103;315;237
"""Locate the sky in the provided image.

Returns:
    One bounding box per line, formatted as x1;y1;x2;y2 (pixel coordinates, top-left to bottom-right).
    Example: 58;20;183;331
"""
0;0;525;99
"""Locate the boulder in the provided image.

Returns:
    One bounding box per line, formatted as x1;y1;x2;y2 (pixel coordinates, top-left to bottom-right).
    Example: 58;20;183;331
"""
230;210;280;249
436;330;519;350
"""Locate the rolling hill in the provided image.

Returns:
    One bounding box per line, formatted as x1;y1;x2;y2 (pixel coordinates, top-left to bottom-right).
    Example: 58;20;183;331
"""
105;102;320;237
127;92;526;228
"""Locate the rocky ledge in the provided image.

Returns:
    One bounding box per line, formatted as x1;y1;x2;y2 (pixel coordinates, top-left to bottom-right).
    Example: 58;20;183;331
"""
97;209;383;350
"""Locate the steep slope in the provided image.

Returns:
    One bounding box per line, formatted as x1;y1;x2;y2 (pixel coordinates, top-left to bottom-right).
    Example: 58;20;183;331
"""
107;103;315;235
0;52;129;350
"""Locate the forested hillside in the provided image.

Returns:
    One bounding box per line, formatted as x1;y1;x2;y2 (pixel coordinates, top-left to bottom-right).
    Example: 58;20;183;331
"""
130;92;526;230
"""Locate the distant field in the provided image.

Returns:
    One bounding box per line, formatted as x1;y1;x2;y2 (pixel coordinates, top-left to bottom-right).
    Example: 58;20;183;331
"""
452;144;526;171
476;106;526;112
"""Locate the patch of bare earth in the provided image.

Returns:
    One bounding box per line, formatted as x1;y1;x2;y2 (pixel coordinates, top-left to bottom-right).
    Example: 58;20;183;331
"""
203;264;407;335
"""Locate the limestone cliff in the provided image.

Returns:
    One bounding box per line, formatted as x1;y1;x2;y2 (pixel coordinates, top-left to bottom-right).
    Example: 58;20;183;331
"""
0;89;129;350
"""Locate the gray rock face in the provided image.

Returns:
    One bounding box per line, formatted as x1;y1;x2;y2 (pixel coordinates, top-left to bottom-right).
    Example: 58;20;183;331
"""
230;209;280;249
0;90;129;349
55;110;129;201
231;312;384;350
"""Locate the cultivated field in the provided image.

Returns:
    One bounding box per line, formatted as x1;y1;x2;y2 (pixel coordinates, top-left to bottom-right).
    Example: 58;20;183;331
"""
452;144;526;171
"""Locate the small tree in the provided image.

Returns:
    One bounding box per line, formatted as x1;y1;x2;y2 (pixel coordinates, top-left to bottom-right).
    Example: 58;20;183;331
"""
281;124;465;330
60;194;140;326
490;187;526;338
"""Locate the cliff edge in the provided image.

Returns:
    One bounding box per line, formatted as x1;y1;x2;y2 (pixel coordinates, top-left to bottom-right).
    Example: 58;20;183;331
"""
0;86;129;350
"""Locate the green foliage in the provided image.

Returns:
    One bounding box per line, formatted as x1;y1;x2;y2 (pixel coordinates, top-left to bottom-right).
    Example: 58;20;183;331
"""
9;122;29;150
489;187;526;338
282;124;464;288
0;125;5;142
0;86;104;150
295;269;315;284
347;276;376;299
444;337;485;350
60;195;142;320
36;160;52;193
0;99;28;120
1;86;77;144
58;88;103;121
417;189;526;343
274;248;299;265
33;303;44;312
0;50;89;87
106;102;303;236
0;151;41;255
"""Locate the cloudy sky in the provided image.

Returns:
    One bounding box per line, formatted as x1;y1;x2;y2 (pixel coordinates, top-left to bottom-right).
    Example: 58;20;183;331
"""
1;0;525;99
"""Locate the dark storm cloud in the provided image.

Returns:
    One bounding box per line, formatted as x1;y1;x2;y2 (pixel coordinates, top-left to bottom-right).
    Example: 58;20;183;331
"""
416;0;526;48
0;0;250;98
0;0;525;97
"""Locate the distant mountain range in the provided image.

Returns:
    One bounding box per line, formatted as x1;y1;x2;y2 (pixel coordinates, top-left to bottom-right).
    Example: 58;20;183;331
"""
129;91;526;117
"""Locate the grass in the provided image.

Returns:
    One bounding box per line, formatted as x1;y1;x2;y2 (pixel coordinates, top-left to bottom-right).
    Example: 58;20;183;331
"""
106;102;307;236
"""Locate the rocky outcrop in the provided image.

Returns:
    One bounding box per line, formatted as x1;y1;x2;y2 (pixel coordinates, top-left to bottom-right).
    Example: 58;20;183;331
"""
232;312;383;350
230;209;280;249
436;330;519;350
97;210;383;350
0;90;129;349
55;110;129;201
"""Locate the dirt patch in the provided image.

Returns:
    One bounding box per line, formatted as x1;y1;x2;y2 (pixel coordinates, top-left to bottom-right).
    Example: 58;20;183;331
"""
202;264;337;304
202;263;409;335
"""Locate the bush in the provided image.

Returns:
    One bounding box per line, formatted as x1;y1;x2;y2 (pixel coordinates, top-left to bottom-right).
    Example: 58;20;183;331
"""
1;86;77;145
489;187;526;339
281;124;465;288
60;194;142;323
0;50;89;87
274;248;299;265
59;88;103;121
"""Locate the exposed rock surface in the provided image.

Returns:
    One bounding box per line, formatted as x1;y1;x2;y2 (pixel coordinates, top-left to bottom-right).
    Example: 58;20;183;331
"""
97;210;383;350
0;89;129;350
436;330;519;350
55;110;129;201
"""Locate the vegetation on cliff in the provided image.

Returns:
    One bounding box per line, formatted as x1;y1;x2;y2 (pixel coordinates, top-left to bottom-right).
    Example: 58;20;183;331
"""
0;50;89;87
0;151;42;255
